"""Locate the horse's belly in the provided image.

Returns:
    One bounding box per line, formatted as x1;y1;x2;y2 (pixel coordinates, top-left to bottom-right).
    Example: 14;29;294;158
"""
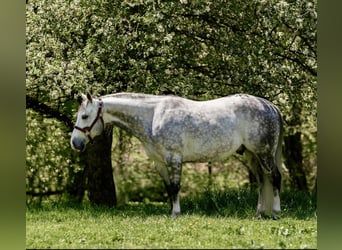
183;150;233;163
182;136;240;162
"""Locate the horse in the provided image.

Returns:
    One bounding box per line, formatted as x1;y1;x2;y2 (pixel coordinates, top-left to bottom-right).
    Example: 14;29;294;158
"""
71;92;283;219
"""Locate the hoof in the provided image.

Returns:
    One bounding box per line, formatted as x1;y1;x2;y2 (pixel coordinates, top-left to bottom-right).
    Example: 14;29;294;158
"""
256;212;281;220
272;214;280;220
171;212;180;219
272;210;281;220
257;210;271;218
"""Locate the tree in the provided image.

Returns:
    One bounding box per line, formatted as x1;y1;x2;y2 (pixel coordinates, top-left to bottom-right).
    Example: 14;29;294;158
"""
26;94;117;205
72;125;116;206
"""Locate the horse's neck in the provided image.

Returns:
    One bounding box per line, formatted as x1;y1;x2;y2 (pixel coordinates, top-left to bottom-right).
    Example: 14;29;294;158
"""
101;96;157;141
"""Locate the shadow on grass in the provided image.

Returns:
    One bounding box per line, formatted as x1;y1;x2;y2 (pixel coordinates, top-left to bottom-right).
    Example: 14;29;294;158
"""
27;189;316;220
182;189;317;220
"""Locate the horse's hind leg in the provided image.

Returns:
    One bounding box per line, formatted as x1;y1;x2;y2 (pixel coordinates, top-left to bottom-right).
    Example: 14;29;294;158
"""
245;151;269;216
245;151;271;217
272;165;282;216
255;153;281;218
258;172;274;218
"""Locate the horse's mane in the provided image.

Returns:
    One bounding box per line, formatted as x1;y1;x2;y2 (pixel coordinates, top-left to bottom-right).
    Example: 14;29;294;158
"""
102;92;162;99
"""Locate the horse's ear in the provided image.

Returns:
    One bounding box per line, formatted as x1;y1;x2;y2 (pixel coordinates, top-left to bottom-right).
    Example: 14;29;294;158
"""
86;92;93;103
80;93;87;101
78;93;87;104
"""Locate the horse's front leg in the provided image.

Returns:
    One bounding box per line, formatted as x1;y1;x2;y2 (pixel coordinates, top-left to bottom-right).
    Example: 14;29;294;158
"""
166;156;183;218
154;158;182;218
165;180;181;218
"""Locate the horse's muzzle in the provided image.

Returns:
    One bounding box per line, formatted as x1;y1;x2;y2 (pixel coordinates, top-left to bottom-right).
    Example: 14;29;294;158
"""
71;138;86;152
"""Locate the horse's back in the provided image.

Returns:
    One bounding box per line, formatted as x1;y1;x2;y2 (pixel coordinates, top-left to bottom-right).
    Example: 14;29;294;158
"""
149;94;281;162
154;94;280;132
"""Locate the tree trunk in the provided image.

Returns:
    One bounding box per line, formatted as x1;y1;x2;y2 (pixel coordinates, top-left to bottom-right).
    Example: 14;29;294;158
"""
207;161;213;189
83;125;117;206
284;131;308;191
281;88;309;191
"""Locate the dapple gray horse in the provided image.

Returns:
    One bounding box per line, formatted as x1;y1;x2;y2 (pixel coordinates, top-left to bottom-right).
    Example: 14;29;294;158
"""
71;92;283;218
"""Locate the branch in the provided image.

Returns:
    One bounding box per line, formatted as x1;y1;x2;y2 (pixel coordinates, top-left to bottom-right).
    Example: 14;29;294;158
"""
26;190;65;197
274;51;317;77
26;95;74;131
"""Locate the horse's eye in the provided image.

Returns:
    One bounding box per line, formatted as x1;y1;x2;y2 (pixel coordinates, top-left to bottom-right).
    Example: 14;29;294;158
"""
81;114;88;120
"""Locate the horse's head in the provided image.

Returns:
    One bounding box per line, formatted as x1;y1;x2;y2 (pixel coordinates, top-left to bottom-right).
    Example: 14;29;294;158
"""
70;92;104;152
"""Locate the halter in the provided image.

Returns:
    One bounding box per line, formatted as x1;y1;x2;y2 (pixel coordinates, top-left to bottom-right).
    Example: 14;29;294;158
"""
74;99;104;144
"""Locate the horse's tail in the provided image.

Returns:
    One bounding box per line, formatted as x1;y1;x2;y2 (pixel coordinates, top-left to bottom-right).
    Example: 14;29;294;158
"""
274;105;284;192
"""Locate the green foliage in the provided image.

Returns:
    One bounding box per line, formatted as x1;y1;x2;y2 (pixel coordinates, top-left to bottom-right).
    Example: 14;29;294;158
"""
26;0;316;98
26;109;80;198
26;0;317;198
26;190;317;249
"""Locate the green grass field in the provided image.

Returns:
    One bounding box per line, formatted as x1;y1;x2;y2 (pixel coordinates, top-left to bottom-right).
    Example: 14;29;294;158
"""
26;190;316;249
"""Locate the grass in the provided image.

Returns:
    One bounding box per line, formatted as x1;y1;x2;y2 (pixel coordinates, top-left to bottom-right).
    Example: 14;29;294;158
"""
26;190;317;249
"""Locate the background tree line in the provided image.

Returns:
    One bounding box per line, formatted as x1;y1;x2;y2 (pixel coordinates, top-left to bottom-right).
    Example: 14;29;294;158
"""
26;0;316;205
